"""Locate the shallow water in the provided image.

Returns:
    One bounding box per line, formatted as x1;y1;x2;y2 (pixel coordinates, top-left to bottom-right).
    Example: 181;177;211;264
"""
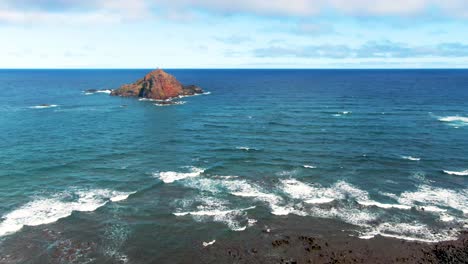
0;69;467;262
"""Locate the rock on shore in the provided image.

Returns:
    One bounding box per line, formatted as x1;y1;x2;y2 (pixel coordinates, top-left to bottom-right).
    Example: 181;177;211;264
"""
110;69;203;100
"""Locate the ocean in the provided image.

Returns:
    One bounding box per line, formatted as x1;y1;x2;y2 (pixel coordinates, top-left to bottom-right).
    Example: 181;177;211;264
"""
0;69;467;262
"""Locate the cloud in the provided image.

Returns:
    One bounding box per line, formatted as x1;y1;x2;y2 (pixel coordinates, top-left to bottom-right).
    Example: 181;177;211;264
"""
214;35;252;44
2;0;468;25
0;0;149;24
154;0;468;17
253;40;468;58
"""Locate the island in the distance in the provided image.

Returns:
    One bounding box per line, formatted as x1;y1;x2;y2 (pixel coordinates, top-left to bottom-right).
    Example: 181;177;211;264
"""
109;69;204;101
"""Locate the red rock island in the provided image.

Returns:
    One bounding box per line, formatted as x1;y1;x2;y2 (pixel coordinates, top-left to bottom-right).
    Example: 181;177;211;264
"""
110;69;203;100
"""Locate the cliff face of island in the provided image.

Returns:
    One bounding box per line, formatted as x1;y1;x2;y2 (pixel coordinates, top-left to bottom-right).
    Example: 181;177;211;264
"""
110;69;203;100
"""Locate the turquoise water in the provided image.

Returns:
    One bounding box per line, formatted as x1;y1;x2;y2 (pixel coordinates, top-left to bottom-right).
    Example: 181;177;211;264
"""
0;69;467;262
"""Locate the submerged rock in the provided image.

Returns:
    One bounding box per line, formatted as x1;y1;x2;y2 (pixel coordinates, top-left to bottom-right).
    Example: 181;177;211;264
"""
110;69;204;100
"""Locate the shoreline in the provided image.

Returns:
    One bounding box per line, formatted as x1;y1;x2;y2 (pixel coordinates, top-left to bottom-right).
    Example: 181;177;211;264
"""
196;215;468;264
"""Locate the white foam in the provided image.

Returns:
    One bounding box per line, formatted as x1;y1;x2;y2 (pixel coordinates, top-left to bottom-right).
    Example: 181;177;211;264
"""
359;222;459;243
110;191;136;202
443;170;468;176
156;167;205;183
83;89;112;95
440;213;455;222
357;201;412;210
236;146;253;151
398;185;468;214
182;176;287;218
96;89;112;94
303;165;316;169
0;189;134;237
438;116;468;127
247;218;257;226
402;156;421;161
154;101;186;106
439;116;468;123
227;180;285;214
173;196;255;231
203;240;216;247
305;197;335;204
29;104;58;109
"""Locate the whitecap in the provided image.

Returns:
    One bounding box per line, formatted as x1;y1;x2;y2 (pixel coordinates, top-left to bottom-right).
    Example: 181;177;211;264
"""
438;116;468;123
29;104;58;109
0;189;134;237
303;165;316;169
156;167;205;183
438;116;468;127
402;156;421;161
443;170;468;176
236;146;259;151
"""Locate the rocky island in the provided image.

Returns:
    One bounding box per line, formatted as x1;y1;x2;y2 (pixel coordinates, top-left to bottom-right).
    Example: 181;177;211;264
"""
110;69;204;101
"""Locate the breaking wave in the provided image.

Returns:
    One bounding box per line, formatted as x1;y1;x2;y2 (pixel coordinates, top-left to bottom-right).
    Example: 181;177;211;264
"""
0;189;134;237
84;89;112;95
402;156;421;161
29;104;58;109
438;115;468;127
155;167;205;183
173;196;255;231
164;170;467;242
443;170;468;176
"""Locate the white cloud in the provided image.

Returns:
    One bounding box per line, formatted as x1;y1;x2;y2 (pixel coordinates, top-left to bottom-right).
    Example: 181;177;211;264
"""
1;0;468;25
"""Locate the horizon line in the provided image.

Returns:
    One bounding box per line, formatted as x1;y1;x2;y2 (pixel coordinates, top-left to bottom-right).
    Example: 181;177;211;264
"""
1;68;468;70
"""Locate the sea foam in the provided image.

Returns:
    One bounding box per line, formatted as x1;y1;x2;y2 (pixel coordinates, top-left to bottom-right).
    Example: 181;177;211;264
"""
398;185;468;214
0;189;134;237
173;196;255;231
438;115;468;127
402;156;421;161
29;104;58;109
359;222;459;243
443;169;468;176
156;167;205;183
84;89;112;95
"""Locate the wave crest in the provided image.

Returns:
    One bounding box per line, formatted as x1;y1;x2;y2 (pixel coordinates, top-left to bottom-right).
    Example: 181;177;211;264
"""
0;189;134;237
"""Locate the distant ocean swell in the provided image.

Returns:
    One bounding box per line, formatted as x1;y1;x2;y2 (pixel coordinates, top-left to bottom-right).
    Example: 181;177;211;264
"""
155;167;467;242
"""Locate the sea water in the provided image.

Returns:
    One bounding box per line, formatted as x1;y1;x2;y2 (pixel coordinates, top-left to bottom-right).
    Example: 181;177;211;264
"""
0;69;467;262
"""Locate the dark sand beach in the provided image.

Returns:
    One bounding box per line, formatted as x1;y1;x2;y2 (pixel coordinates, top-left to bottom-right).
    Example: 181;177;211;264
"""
197;216;468;264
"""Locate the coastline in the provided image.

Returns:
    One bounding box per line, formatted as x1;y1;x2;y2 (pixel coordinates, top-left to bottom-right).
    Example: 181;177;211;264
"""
196;215;468;264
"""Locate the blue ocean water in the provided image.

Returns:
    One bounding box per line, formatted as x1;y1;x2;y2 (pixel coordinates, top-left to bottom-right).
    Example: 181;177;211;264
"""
0;69;467;262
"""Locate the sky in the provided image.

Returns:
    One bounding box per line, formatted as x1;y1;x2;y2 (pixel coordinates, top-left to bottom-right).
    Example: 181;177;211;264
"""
1;0;468;68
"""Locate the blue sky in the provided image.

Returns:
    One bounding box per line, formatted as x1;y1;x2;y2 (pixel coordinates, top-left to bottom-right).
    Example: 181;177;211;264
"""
1;0;468;68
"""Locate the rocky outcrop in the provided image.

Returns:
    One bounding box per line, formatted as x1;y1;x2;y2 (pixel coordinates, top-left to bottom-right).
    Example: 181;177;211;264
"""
110;69;203;100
